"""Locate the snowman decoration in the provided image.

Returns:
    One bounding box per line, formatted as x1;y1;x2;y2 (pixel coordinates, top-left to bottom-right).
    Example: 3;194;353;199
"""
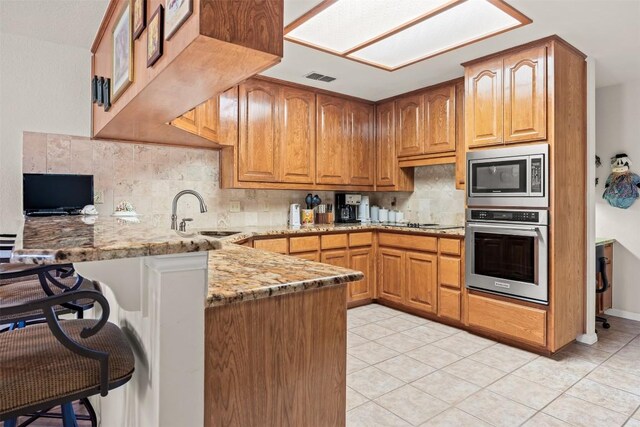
603;153;640;209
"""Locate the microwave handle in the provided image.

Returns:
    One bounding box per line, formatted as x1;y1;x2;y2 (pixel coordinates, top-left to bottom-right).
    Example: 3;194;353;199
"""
467;223;540;233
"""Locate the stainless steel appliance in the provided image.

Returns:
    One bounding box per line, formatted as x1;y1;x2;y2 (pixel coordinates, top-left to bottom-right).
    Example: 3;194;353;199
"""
289;203;301;227
335;193;361;223
467;144;548;207
465;208;549;304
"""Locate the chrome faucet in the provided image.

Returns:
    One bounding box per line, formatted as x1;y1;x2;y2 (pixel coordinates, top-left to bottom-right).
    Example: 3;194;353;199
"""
171;190;208;230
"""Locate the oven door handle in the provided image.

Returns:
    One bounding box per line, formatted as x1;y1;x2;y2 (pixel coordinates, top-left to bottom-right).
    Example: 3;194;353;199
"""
466;223;541;233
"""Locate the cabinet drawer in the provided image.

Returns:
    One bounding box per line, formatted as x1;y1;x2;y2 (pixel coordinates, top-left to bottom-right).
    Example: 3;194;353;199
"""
468;294;547;347
439;287;461;321
349;232;373;247
378;233;437;252
253;238;288;254
321;233;348;249
439;238;461;256
439;256;461;289
289;236;320;253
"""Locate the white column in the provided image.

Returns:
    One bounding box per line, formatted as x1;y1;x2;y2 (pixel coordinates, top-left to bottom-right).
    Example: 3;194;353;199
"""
577;57;597;345
74;251;209;427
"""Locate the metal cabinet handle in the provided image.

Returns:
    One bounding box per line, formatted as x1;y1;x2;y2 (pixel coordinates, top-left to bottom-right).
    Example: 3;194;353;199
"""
466;223;539;232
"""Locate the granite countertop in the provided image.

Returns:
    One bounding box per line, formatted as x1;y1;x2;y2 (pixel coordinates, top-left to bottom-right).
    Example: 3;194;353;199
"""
219;223;465;244
207;244;363;307
596;237;616;246
11;216;223;264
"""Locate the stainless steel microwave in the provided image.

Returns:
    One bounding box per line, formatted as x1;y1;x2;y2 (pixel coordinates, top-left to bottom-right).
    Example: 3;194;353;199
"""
467;144;549;208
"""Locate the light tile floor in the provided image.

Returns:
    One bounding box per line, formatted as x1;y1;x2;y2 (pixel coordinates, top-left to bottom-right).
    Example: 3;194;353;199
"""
346;304;640;427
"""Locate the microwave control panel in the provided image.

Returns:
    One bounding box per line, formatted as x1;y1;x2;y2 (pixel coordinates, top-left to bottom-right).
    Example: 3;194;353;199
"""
470;210;542;223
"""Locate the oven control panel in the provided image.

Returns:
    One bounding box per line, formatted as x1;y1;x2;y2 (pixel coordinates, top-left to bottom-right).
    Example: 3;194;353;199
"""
470;210;540;222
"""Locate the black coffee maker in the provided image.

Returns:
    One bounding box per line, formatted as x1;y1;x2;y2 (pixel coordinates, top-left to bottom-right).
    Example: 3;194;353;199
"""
335;193;361;223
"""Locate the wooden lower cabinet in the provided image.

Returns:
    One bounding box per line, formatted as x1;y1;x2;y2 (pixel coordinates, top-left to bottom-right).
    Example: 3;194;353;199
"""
404;251;437;313
205;285;346;427
294;251;320;262
467;294;547;347
253;238;288;254
321;248;349;268
378;247;404;304
348;247;374;302
439;287;461;321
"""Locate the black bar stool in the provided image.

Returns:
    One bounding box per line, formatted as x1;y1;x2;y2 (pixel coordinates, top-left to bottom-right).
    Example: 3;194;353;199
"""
0;290;135;427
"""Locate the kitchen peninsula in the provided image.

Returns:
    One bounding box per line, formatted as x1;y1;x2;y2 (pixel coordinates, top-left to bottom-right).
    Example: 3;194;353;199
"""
10;216;363;427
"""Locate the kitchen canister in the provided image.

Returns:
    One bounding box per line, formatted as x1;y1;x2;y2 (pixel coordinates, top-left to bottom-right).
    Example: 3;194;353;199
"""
370;205;380;222
379;208;389;223
395;211;405;223
388;210;397;223
301;209;314;225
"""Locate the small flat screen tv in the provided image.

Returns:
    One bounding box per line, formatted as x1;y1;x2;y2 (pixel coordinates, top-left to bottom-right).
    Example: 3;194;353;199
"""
23;174;94;213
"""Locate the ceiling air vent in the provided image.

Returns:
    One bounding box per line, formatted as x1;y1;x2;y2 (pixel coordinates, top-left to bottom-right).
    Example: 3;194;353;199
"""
304;72;336;83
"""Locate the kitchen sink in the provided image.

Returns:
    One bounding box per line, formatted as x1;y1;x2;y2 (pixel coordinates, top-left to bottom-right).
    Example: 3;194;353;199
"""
198;230;241;237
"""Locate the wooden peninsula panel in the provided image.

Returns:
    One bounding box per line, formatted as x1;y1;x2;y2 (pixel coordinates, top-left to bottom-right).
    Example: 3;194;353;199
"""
205;285;347;427
91;0;282;147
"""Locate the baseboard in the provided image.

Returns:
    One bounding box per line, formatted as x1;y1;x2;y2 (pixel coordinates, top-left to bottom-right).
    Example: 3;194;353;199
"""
605;308;640;322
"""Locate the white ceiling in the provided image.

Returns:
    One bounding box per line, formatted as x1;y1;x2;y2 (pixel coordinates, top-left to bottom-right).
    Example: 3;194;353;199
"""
0;0;637;101
0;0;109;49
264;0;640;100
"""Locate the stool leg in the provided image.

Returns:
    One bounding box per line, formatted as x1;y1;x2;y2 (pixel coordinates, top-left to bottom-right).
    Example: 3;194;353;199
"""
61;402;79;427
4;418;17;427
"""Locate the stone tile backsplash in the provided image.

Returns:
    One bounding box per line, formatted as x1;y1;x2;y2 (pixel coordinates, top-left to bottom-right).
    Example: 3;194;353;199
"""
22;132;464;228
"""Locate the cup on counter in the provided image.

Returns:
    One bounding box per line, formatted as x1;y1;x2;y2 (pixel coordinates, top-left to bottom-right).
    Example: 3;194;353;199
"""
301;209;314;226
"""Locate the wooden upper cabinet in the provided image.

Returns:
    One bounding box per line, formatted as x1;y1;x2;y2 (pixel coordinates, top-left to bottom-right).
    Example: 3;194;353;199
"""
396;94;424;157
238;80;280;182
316;94;348;185
348;101;375;186
348;247;374;302
425;85;456;154
172;108;199;134
376;101;396;187
404;251;437;313
466;58;504;148
504;45;547;143
454;81;466;190
378;247;404;304
280;86;316;184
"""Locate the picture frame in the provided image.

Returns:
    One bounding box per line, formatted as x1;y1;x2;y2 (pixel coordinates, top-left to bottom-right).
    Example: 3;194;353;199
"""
147;5;164;67
133;0;146;39
165;0;192;41
111;1;134;103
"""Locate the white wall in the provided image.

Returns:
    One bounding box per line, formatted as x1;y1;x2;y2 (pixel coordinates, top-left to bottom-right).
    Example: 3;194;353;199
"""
0;32;91;231
595;79;640;319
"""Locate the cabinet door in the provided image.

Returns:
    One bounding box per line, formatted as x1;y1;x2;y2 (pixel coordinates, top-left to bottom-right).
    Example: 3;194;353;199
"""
439;287;461;322
280;86;316;184
348;101;375;185
404;251;437;313
172;108;199;134
454;81;466;190
378;247;404;304
504;45;547;143
321;248;349;268
396;94;424;157
465;58;503;148
295;251;320;262
425;85;456;154
316;94;348;184
376;101;396;187
348;247;374;302
238;80;280;182
198;86;238;146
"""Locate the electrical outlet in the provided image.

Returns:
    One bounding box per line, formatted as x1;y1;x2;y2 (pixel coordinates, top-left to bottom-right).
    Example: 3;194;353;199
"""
94;190;104;204
229;200;241;213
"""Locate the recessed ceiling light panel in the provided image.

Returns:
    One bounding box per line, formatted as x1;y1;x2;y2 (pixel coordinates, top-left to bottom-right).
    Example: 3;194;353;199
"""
349;0;522;69
285;0;531;71
286;0;456;54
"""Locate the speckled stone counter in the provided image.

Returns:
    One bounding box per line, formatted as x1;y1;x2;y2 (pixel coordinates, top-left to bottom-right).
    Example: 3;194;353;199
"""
219;223;465;245
11;216;223;264
207;244;362;307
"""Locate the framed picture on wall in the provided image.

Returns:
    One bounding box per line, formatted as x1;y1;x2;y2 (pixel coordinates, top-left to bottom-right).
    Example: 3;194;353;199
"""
133;0;146;39
147;5;164;67
165;0;192;41
111;1;134;102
